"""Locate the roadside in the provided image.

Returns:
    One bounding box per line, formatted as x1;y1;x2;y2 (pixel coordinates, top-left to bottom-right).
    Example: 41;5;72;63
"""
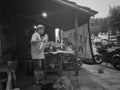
75;64;120;90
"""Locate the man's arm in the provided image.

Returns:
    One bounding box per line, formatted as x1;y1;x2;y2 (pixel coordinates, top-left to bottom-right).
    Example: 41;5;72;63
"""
31;33;46;45
31;39;45;45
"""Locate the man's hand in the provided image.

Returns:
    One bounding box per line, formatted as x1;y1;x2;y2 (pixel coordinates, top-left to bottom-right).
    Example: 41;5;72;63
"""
40;39;46;42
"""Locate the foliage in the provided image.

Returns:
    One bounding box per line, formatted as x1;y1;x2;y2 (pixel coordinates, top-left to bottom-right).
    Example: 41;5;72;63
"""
90;6;120;35
109;6;120;34
90;18;110;35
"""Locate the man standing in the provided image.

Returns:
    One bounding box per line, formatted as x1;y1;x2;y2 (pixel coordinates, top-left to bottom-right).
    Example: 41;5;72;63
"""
31;24;48;87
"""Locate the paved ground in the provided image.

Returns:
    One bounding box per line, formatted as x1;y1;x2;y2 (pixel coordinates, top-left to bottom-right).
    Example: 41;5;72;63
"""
15;63;120;90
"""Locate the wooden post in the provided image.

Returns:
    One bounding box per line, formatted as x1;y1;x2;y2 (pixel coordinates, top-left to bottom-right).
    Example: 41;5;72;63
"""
75;15;79;76
0;26;3;62
6;71;12;90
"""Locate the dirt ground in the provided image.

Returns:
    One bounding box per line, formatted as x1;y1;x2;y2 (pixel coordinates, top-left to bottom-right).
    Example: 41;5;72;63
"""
15;63;120;90
74;63;120;90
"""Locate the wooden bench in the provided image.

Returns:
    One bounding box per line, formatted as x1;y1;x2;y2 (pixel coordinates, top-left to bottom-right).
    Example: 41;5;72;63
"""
0;66;16;90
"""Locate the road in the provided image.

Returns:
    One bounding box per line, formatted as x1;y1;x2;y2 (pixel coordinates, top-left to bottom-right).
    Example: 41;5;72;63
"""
73;63;120;90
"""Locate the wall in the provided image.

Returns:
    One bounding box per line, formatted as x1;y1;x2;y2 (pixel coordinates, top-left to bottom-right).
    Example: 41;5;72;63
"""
0;9;15;63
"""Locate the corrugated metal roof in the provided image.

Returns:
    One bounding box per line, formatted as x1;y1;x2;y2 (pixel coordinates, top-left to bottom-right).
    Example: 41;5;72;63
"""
55;0;98;15
1;0;98;30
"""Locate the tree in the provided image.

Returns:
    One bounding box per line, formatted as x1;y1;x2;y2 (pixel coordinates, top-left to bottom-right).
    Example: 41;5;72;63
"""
90;18;110;35
109;6;120;34
90;6;120;36
99;17;110;33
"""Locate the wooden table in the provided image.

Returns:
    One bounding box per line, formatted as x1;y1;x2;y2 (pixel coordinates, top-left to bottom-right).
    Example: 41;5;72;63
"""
0;66;16;90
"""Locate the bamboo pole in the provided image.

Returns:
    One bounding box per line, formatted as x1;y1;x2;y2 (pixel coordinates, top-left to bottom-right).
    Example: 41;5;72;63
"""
74;15;79;76
87;20;95;62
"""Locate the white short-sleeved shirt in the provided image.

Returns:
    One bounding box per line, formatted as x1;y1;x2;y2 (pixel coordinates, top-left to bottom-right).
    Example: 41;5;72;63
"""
31;32;45;59
39;34;48;50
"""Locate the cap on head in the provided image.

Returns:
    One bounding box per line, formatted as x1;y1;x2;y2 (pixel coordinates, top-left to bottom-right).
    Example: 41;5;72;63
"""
36;24;45;29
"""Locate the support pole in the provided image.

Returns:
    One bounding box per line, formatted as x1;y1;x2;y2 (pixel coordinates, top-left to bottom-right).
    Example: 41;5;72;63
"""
87;20;95;62
75;15;79;76
0;26;3;62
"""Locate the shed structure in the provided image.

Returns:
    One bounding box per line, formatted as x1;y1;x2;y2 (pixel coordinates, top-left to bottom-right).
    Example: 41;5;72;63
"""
0;0;97;88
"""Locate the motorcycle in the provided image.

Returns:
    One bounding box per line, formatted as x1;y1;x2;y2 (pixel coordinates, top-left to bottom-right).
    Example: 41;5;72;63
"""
112;48;120;70
94;44;120;70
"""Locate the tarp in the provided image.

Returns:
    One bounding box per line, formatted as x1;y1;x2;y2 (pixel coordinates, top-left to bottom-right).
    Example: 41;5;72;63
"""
64;23;92;59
